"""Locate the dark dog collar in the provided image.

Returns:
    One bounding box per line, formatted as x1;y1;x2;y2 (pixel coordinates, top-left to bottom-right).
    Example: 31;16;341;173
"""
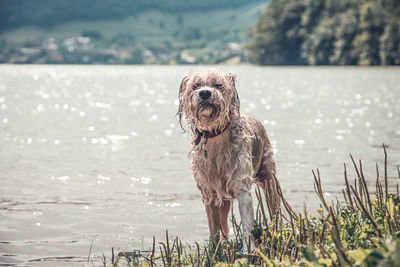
193;122;231;146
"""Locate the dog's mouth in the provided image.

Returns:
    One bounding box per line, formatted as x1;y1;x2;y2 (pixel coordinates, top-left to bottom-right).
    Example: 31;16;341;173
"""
196;102;219;122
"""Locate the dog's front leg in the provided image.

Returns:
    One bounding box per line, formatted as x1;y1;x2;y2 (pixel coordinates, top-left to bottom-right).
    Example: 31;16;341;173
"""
219;199;231;237
205;203;220;242
237;189;255;252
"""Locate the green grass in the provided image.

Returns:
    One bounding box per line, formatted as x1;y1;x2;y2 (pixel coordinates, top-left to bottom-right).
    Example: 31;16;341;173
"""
92;144;400;266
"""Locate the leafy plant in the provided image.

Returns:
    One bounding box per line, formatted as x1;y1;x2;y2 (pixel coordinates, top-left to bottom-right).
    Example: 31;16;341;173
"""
92;144;400;266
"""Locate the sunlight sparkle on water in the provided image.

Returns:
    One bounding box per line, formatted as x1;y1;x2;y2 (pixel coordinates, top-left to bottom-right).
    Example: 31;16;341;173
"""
164;129;172;136
166;203;181;208
131;176;152;184
294;139;305;145
335;135;344;140
149;114;158;121
58;176;70;182
36;104;45;112
107;135;129;143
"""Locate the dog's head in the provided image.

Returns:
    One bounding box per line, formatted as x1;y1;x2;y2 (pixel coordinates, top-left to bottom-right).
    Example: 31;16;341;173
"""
177;69;240;132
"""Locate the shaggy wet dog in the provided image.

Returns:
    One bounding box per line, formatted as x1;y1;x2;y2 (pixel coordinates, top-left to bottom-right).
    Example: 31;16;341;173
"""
177;69;279;249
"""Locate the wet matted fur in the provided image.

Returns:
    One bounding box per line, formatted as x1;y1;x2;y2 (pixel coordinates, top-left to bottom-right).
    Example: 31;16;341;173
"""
177;69;279;249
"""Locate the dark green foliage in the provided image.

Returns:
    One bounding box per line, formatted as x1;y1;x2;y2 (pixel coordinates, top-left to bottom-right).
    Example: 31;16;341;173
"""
248;0;400;65
380;20;400;65
247;0;307;65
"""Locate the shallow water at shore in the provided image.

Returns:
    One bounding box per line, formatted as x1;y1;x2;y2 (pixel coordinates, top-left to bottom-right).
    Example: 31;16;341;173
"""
0;65;399;266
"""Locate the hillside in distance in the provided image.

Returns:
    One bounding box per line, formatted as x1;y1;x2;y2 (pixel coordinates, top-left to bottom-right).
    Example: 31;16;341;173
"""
247;0;400;65
0;0;268;64
0;0;265;30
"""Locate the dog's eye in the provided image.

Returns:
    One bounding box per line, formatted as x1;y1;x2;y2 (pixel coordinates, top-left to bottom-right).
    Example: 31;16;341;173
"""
215;83;223;90
194;83;201;90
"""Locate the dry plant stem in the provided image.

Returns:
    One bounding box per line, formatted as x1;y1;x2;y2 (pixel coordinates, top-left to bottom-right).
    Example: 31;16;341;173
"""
151;236;155;267
359;160;373;213
318;214;330;246
205;247;210;267
211;239;222;263
313;169;329;211
174;237;181;265
344;164;354;210
397;165;400;180
166;230;170;264
159;245;166;267
263;182;274;221
280;219;294;261
376;163;384;209
350;154;365;205
195;242;200;267
350;185;383;238
329;206;350;265
223;250;230;264
102;253;106;266
353;178;358;198
386;208;393;235
384;143;388;197
87;240;94;265
255;187;268;226
272;172;298;220
307;217;316;246
341;188;348;204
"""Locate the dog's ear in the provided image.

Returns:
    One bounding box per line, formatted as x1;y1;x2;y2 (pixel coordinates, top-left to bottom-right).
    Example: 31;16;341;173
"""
177;75;190;131
226;72;240;118
226;72;237;88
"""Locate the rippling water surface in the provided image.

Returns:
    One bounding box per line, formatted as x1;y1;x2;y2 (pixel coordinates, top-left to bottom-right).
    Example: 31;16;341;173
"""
0;65;399;266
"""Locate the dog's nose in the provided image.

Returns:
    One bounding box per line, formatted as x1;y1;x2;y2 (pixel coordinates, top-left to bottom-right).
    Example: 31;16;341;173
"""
199;89;211;100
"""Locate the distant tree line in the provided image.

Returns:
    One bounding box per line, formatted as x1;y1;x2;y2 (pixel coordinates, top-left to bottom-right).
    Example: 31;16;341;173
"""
247;0;400;65
0;0;263;31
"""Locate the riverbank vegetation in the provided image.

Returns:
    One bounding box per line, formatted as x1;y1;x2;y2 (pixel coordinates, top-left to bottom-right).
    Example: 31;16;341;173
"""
247;0;400;65
92;145;400;266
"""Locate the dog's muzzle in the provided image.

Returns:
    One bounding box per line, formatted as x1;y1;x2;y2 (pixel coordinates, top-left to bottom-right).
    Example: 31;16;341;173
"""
199;88;212;101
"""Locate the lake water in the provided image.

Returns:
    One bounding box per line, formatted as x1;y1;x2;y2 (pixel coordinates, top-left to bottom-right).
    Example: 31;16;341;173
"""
0;65;399;266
